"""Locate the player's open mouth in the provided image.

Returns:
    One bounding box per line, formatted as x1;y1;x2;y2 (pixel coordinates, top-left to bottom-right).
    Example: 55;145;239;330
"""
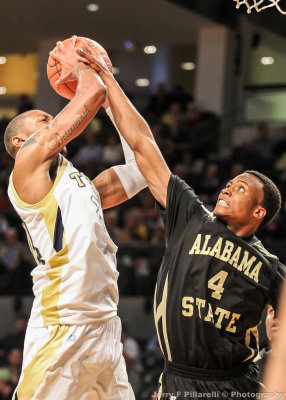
217;199;229;208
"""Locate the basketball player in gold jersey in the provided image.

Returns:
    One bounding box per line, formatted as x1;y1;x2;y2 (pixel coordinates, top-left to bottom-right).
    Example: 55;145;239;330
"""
5;37;147;400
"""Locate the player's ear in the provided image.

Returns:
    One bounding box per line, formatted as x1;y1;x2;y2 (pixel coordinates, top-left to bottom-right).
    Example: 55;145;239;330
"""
12;134;25;149
254;206;266;222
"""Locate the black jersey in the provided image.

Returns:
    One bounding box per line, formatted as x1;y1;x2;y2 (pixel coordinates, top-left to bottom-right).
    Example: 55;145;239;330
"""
155;175;285;369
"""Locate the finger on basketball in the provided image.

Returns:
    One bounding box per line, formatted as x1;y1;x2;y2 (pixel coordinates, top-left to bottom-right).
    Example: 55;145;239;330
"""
71;35;77;47
77;40;92;54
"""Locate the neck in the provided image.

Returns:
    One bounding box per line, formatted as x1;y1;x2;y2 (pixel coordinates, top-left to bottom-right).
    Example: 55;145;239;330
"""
226;222;255;238
49;155;59;181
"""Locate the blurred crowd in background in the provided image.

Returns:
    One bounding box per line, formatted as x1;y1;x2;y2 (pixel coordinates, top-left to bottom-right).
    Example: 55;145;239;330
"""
0;84;286;398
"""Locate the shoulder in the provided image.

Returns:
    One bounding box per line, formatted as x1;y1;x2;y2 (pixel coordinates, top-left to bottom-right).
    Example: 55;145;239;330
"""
251;237;279;261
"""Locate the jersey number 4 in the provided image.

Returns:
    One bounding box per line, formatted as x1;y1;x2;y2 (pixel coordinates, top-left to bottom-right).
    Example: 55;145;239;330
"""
208;270;228;300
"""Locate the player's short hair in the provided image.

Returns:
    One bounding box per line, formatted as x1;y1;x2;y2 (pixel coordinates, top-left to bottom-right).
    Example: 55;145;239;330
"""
245;170;281;230
4;111;31;158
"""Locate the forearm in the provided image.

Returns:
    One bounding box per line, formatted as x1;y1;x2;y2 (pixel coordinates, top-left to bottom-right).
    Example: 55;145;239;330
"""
101;73;153;151
105;106;147;197
18;69;106;164
105;106;135;163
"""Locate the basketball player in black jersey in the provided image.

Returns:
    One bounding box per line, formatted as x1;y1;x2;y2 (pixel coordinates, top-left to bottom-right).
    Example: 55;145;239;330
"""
54;39;285;399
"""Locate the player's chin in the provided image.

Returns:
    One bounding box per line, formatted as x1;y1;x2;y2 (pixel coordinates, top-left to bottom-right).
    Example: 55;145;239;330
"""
213;205;224;217
213;206;228;220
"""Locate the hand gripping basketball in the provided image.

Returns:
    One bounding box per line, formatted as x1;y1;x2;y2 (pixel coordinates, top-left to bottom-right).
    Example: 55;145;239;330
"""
47;36;112;108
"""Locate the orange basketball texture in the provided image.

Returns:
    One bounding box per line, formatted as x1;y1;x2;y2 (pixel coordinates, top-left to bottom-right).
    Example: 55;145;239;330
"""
47;37;112;101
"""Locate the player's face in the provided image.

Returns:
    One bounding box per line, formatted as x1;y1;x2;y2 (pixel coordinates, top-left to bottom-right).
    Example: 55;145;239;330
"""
24;110;53;136
266;305;280;344
213;173;264;230
23;110;67;156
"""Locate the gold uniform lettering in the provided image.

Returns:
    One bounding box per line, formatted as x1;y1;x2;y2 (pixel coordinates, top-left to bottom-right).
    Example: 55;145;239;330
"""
249;261;262;283
69;172;86;187
209;237;223;258
204;303;214;324
214;307;230;329
237;251;256;276
188;234;262;284
196;298;206;318
228;246;241;268
200;235;212;255
189;234;202;254
182;296;194;317
220;240;234;262
226;312;241;333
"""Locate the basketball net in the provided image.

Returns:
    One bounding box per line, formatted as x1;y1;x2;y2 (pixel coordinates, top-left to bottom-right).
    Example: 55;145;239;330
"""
233;0;286;14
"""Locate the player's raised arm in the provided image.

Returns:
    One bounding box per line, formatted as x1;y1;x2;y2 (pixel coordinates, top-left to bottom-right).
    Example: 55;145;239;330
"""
77;43;171;208
15;70;106;168
5;41;106;204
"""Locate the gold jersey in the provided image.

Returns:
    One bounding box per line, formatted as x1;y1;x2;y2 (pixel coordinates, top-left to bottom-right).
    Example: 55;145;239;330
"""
8;155;119;327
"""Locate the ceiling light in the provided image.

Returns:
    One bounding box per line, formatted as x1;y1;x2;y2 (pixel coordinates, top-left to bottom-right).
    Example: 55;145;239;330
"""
0;87;7;95
181;62;196;71
0;57;6;65
144;46;157;54
86;3;99;12
124;41;134;49
261;57;274;65
135;79;150;87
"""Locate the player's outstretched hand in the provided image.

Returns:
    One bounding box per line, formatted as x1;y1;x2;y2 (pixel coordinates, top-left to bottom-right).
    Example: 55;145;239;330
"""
50;35;88;87
76;41;112;79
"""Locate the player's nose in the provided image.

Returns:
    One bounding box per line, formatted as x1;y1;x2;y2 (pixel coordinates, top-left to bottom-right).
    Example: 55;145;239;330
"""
221;187;231;196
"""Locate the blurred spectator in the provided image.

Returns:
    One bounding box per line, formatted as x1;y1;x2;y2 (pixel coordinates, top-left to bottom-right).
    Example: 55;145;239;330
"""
134;256;151;295
0;313;27;358
0;368;14;400
230;162;245;179
234;123;274;172
161;102;184;128
137;190;159;231
172;163;193;186
104;210;121;244
0;186;11;213
102;133;123;166
0;228;34;294
0;228;32;273
170;84;192;112
121;323;142;396
161;121;189;167
118;208;148;243
185;101;203;127
151;226;165;245
72;129;103;168
146;83;172;117
198;163;220;198
0;153;13;182
6;348;22;386
251;123;273;161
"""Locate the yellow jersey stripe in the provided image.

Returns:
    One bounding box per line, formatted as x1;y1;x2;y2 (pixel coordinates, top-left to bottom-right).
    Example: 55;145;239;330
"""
17;325;69;400
41;245;69;326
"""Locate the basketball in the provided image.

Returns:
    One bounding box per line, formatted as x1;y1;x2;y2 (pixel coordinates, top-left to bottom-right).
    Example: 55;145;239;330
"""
47;37;112;101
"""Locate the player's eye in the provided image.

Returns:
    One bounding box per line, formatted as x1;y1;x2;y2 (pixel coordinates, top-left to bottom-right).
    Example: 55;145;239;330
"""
238;186;245;192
